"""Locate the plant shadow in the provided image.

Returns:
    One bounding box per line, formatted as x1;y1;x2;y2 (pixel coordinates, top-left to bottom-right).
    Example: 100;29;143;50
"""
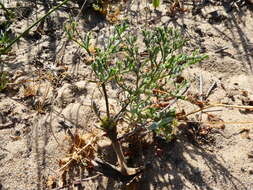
138;133;247;190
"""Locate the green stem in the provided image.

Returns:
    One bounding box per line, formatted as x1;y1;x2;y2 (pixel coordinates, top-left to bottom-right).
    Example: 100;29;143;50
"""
1;0;70;54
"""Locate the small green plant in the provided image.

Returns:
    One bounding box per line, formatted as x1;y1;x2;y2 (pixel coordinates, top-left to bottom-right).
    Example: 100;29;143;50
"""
0;3;15;53
152;0;161;9
0;22;13;51
80;23;206;137
0;0;71;55
66;22;207;181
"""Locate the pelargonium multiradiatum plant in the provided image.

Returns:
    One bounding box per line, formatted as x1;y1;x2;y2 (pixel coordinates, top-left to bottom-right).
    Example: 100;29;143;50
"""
72;23;207;140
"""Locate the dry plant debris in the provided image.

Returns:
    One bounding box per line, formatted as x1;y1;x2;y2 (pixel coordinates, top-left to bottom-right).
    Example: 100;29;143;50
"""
48;130;99;189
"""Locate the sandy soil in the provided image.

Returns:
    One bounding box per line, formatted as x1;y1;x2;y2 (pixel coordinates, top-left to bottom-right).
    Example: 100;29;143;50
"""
0;0;253;189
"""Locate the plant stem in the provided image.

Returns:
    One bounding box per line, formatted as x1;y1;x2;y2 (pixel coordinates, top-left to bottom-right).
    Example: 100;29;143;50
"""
1;0;70;54
111;140;128;175
102;83;110;119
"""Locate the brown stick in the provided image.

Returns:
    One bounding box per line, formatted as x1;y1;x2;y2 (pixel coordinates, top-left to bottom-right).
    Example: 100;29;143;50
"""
91;158;142;183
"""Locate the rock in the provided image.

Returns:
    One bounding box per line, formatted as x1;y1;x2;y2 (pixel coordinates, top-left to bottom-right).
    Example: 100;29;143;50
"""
207;10;227;24
194;27;204;37
192;7;202;16
14;130;21;136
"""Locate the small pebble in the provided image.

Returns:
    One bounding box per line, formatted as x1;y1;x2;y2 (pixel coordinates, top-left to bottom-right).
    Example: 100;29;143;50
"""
15;130;21;136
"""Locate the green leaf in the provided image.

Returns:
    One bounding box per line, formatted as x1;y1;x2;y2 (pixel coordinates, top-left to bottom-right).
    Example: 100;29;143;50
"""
152;0;160;9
